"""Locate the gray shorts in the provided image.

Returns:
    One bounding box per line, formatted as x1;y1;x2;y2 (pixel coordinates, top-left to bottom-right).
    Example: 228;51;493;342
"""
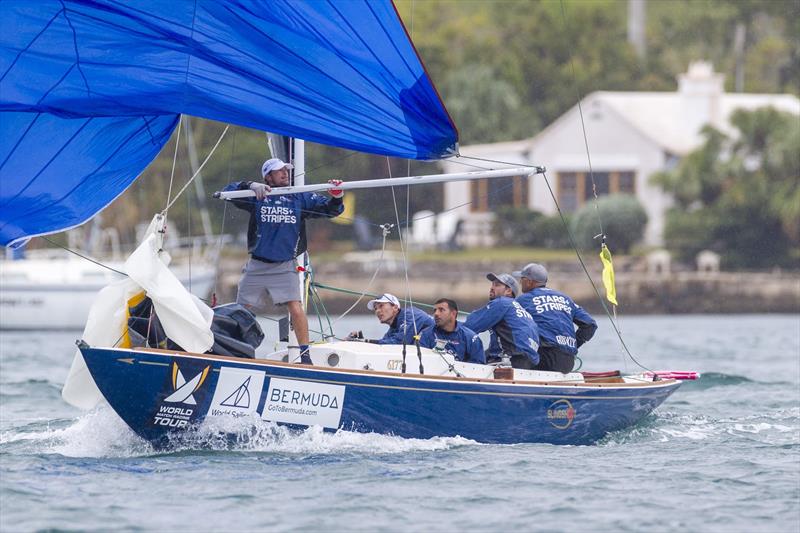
236;258;301;311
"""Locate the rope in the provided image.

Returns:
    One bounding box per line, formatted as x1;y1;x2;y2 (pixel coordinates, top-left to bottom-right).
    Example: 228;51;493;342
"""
448;155;652;372
332;223;393;323
387;158;419;339
163;115;183;219
539;170;653;373
558;0;604;243
162;124;229;213
312;283;469;317
40;236;127;276
213;201;229;298
558;0;627;368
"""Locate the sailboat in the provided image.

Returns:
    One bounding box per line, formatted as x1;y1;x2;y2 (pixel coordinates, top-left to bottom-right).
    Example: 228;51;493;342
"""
0;0;688;446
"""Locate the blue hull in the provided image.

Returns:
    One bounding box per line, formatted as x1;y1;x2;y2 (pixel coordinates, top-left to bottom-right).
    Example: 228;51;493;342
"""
80;347;680;446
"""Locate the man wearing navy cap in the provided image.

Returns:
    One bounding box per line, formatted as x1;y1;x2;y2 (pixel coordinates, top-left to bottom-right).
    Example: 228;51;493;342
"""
223;158;345;364
464;273;540;369
513;263;597;373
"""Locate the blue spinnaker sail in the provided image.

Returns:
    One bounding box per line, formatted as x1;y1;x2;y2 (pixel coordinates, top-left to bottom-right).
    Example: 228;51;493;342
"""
0;0;457;246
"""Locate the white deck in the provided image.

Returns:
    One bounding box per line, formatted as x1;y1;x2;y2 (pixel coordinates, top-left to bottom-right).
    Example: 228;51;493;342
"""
260;341;589;383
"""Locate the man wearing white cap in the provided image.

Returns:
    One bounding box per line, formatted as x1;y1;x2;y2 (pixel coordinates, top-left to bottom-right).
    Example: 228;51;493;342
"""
223;158;345;364
349;293;433;345
464;273;541;369
514;263;597;373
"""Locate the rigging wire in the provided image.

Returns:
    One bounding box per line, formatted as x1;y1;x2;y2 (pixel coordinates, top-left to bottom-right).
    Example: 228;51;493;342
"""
387;158;419;341
451;154;653;373
558;0;627;369
163;115;183;220
331;223;393;323
212;126;237;299
162;124;229;214
39;236;127;276
558;0;604;243
442;154;651;371
539;170;652;373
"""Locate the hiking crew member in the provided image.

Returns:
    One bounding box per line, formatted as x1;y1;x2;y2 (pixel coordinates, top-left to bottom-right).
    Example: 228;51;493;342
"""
419;298;485;364
514;263;597;374
223;158;344;364
350;293;433;345
464;273;540;369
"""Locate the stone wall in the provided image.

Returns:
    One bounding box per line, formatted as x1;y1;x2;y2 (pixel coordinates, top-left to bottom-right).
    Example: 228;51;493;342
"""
218;254;800;314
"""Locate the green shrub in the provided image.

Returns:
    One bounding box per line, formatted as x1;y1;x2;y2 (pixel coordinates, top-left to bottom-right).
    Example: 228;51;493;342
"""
531;214;573;248
571;195;647;253
493;207;543;246
663;208;716;263
493;208;575;248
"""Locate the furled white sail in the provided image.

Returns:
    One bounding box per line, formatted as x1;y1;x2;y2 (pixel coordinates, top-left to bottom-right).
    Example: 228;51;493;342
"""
62;215;214;409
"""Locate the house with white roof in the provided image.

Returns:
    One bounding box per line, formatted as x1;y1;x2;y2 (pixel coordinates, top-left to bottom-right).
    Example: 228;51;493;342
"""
439;62;799;247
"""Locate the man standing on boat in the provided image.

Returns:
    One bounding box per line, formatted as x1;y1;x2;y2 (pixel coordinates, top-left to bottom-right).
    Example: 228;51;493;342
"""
464;273;540;369
419;298;485;363
514;263;597;373
223;158;345;364
349;293;433;345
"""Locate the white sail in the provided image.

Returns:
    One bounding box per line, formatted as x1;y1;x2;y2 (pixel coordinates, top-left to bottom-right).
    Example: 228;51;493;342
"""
62;215;215;409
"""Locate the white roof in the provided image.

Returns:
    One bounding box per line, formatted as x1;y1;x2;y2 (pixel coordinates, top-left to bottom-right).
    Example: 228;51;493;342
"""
454;79;799;159
595;91;800;154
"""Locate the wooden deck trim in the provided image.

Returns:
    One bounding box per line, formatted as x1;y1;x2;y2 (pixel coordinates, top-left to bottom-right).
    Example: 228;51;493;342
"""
106;346;674;389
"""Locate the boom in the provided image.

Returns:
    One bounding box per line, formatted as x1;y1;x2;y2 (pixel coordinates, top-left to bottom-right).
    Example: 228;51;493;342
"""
214;167;544;199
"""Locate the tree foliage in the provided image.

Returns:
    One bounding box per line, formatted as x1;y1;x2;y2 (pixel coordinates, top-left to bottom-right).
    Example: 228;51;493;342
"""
571;195;648;254
493;207;572;248
92;0;798;248
654;108;799;268
396;0;799;144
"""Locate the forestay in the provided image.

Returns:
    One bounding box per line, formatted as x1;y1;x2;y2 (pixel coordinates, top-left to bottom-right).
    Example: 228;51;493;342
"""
0;0;458;247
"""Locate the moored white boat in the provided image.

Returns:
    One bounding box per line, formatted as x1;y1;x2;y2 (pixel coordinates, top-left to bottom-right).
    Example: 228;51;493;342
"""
0;255;215;330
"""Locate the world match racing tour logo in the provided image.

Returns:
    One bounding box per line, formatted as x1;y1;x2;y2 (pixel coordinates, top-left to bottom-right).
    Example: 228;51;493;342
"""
152;361;211;428
547;399;576;429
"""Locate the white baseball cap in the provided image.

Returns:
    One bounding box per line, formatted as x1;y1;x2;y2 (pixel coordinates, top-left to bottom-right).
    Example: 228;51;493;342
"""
367;293;400;311
261;158;294;177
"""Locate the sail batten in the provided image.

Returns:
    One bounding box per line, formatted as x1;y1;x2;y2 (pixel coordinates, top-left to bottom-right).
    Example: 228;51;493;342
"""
0;0;457;246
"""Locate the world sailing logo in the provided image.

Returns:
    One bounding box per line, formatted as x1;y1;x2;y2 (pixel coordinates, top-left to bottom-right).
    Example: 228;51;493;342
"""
220;376;252;409
547;399;576;429
207;367;266;419
164;361;210;405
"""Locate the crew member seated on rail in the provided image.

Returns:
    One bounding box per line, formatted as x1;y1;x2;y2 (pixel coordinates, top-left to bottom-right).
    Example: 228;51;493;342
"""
348;293;433;345
419;298;485;364
513;263;597;374
464;273;540;369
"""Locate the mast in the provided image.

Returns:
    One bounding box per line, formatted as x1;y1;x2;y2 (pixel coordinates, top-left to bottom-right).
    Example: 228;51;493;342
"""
265;134;306;360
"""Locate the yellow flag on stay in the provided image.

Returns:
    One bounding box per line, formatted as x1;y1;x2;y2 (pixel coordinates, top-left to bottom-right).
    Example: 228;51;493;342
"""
331;193;355;225
600;244;618;306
